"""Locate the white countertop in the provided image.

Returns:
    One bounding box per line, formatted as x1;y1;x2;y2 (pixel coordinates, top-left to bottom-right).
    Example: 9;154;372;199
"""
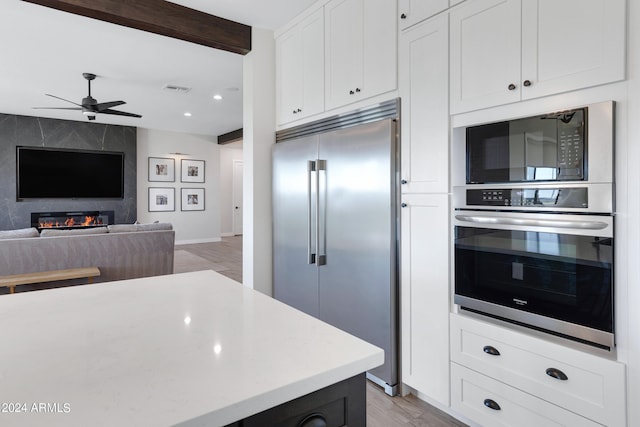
0;270;383;426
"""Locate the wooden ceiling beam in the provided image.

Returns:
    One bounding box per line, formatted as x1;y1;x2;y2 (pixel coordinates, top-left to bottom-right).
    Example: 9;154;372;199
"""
218;128;243;145
22;0;252;55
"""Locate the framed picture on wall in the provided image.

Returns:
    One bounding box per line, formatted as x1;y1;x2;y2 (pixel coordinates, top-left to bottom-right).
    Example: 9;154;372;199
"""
149;187;175;212
149;157;175;182
181;188;205;211
181;159;205;183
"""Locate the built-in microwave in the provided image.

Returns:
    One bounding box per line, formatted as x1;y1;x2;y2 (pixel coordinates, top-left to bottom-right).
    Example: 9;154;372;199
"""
465;101;614;186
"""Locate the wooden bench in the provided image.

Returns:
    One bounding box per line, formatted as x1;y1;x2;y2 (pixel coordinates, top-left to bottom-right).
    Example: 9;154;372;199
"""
0;267;101;294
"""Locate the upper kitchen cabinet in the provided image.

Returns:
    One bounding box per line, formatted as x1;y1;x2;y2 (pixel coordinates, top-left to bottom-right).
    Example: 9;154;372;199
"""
325;0;397;110
398;0;448;30
399;14;449;193
276;9;325;125
450;0;626;114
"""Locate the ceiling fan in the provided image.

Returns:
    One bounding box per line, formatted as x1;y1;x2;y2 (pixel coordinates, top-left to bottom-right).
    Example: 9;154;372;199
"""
34;73;142;121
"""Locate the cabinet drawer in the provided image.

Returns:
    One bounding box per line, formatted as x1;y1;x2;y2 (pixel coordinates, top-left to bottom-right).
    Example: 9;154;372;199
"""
450;314;626;427
451;363;601;427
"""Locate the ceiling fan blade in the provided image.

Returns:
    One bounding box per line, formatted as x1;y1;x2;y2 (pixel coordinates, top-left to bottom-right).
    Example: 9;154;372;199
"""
100;109;142;118
94;100;126;111
45;94;84;108
33;107;82;110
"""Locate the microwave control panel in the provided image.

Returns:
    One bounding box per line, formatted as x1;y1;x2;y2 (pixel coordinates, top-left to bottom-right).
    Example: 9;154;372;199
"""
556;109;585;180
466;187;588;208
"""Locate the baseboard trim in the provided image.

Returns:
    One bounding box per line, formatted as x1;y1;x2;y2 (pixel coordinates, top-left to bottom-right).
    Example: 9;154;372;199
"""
220;232;236;237
175;237;222;245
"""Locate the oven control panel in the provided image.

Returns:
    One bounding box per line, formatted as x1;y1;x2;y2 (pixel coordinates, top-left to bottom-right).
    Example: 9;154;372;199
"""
466;187;588;208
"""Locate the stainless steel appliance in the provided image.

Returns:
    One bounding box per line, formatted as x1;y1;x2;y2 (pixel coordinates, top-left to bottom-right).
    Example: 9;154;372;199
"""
453;101;615;351
464;101;613;186
273;100;399;395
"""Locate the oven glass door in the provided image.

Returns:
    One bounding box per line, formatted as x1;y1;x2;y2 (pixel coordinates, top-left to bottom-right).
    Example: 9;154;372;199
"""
455;226;613;333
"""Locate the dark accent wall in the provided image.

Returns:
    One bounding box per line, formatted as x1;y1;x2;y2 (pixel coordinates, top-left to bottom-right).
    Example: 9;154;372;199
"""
0;113;137;230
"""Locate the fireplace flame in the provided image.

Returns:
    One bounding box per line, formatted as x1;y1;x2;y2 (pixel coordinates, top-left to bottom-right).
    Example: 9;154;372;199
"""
38;216;97;229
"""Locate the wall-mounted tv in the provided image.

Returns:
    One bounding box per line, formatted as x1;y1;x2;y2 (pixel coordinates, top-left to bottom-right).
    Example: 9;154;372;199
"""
16;146;125;200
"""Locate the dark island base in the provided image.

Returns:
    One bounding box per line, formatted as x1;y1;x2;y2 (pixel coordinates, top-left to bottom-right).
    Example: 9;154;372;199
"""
226;373;366;427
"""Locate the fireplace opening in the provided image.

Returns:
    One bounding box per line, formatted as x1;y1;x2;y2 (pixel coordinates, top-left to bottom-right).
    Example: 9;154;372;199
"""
31;211;114;231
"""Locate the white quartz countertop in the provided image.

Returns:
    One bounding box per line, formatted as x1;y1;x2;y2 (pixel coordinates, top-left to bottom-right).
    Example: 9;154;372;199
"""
0;270;383;426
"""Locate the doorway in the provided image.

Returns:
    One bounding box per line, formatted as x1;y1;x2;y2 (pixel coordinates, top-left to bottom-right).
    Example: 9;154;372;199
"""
232;159;243;235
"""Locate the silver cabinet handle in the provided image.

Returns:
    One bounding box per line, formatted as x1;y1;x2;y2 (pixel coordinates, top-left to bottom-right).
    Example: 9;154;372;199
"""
455;215;608;230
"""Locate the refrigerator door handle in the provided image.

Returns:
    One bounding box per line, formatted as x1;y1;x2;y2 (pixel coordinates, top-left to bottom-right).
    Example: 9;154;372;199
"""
307;160;316;264
317;159;327;266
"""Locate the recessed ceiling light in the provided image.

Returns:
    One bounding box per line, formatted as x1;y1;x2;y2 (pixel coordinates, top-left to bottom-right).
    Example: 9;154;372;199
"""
213;94;223;100
184;112;192;117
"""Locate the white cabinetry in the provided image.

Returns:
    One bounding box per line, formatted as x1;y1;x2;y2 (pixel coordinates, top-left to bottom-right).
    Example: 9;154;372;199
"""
276;9;324;125
325;0;397;110
398;0;448;30
450;0;626;114
400;194;450;406
399;13;450;406
450;313;627;427
399;14;449;194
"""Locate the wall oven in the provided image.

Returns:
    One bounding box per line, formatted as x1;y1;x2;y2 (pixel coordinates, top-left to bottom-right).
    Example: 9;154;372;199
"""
453;101;615;351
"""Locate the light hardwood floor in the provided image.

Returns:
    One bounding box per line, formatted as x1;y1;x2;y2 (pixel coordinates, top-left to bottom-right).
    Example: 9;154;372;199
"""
174;236;466;427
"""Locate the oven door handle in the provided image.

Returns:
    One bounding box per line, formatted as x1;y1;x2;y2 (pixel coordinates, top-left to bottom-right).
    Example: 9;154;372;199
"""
454;215;609;230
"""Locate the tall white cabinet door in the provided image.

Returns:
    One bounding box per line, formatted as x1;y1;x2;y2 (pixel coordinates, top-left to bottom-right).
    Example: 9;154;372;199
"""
450;0;521;114
325;0;364;109
276;9;325;125
520;0;626;100
400;193;450;406
300;10;325;119
277;29;304;124
325;0;397;110
398;0;448;30
399;14;449;194
362;0;397;100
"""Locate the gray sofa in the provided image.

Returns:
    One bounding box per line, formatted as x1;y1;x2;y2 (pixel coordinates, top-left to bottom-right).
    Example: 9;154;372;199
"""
0;224;175;294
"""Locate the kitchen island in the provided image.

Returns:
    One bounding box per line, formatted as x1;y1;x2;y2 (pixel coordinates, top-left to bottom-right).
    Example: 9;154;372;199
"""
0;270;383;426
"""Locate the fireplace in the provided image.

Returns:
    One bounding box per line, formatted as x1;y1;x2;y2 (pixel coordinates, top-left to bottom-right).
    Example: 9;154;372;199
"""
31;211;114;231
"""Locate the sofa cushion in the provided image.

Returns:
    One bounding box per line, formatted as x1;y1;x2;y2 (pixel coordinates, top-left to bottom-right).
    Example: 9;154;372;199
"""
107;224;139;233
40;227;109;237
137;222;173;232
0;227;39;239
107;222;173;233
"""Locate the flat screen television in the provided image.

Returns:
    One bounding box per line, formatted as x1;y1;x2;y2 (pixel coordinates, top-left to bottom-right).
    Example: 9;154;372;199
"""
16;146;125;200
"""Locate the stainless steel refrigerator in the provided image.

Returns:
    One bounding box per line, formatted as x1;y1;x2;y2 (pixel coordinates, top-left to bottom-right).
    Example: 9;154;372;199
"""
273;100;399;395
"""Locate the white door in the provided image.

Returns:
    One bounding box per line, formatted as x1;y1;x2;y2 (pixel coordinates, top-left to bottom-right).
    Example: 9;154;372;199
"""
232;160;243;235
399;14;449;194
400;193;450;406
450;0;521;113
520;0;626;100
325;0;364;109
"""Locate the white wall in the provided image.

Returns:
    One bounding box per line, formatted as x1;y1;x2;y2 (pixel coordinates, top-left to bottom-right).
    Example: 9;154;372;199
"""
219;142;243;236
136;128;221;244
242;28;276;295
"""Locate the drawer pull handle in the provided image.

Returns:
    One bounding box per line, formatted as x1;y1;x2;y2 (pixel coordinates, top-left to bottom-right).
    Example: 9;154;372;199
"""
298;413;327;427
546;367;568;381
483;345;500;356
484;398;501;411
